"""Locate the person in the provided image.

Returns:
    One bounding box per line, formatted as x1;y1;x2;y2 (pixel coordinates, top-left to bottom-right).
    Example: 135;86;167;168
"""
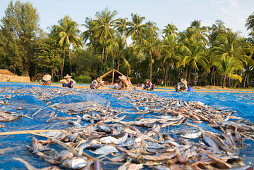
90;78;104;89
61;74;75;88
119;75;131;90
141;83;145;90
175;78;188;92
144;80;154;91
39;74;52;85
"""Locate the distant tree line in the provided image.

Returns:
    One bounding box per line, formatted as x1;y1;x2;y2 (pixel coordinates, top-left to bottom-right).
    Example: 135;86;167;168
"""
0;0;254;87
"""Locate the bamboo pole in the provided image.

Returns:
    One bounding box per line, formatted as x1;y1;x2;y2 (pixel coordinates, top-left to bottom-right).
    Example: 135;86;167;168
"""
112;70;115;85
30;132;94;159
0;129;64;136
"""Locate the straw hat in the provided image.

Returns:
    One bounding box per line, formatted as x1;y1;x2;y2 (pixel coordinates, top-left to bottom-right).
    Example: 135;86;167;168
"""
181;78;187;85
119;75;127;80
64;74;72;79
42;74;51;81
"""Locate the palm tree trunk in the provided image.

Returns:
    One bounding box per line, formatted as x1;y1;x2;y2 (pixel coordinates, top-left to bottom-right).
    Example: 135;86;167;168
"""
51;68;54;80
164;66;167;87
61;48;66;78
101;47;105;67
149;53;153;80
223;75;227;88
243;75;247;88
213;69;216;86
69;48;72;74
210;67;214;85
112;54;114;70
185;65;188;80
117;53;120;71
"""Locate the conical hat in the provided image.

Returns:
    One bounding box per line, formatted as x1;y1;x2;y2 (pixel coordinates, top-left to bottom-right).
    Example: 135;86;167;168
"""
64;74;72;78
181;78;187;85
42;74;51;81
119;75;127;80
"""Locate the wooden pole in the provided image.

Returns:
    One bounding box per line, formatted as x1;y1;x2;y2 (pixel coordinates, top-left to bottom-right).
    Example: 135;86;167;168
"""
112;70;115;85
0;129;64;136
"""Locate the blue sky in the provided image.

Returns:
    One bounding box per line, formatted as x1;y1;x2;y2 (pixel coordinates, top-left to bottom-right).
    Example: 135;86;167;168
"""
0;0;254;37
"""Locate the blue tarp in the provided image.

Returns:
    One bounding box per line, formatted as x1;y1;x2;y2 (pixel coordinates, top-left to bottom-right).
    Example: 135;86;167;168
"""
0;82;253;169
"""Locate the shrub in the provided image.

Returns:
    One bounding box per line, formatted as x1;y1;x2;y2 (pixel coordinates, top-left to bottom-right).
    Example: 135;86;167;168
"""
76;75;91;84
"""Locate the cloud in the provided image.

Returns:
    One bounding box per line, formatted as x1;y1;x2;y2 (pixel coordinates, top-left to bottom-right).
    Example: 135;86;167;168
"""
208;0;249;36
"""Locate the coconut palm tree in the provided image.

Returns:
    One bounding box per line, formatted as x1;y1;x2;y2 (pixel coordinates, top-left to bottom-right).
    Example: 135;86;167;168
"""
126;13;147;41
82;17;97;47
213;30;250;66
162;24;178;38
94;9;118;65
105;38;119;70
246;12;254;33
161;27;180;86
52;15;83;75
213;56;243;87
178;38;210;80
211;29;252;87
207;20;227;85
135;22;162;80
114;18;128;70
178;26;210;81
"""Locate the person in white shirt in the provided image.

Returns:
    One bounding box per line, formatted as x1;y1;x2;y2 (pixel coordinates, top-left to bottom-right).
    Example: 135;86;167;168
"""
175;78;188;92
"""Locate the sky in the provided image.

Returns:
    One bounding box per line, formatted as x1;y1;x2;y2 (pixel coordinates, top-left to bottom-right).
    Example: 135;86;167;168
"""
0;0;254;37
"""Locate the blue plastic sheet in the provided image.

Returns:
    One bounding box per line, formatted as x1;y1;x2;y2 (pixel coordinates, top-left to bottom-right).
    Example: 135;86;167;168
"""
0;82;253;169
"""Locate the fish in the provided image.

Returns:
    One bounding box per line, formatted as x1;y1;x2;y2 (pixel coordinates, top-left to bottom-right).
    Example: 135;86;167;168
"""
31;137;51;153
61;157;88;169
100;133;128;145
97;124;112;133
202;132;219;151
55;150;73;161
94;159;102;170
93;145;119;155
206;154;232;169
181;131;202;139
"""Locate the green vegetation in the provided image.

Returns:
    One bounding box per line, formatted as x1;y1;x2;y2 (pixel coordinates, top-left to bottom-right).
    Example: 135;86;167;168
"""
0;1;254;87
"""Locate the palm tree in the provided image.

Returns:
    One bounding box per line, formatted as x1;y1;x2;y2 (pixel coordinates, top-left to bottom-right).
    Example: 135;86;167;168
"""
213;56;243;87
94;9;118;65
82;17;97;47
105;38;119;70
213;30;250;66
162;24;178;38
52;15;83;75
161;30;180;86
178;38;210;80
178;26;210;81
211;29;251;87
207;20;227;85
135;22;162;80
126;13;147;41
114;18;128;70
246;12;254;33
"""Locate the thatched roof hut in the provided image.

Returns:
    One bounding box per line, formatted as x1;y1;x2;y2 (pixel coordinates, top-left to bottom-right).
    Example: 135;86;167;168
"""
98;69;131;85
0;69;30;82
0;69;16;76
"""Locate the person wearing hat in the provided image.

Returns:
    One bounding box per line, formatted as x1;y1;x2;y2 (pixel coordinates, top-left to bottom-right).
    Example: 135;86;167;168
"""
175;78;188;92
90;77;104;89
39;74;52;86
119;75;130;90
60;74;75;88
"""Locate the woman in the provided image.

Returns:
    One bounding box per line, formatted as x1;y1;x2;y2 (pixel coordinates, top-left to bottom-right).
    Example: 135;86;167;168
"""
90;78;104;89
61;74;75;88
39;74;52;86
175;78;188;92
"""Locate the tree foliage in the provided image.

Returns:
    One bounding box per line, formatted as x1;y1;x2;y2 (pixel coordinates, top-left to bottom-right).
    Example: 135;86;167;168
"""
0;4;253;87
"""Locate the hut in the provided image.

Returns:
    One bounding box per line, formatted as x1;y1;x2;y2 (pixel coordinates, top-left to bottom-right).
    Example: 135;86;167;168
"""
98;69;131;86
0;69;30;82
